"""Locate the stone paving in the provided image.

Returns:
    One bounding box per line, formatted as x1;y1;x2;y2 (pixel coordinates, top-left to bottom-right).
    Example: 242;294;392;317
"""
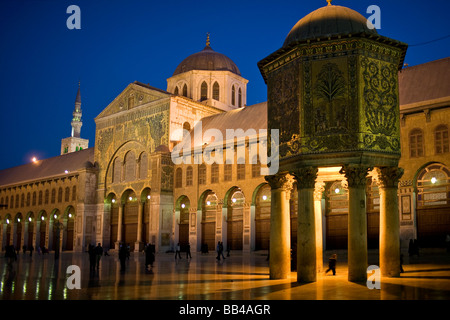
0;248;449;301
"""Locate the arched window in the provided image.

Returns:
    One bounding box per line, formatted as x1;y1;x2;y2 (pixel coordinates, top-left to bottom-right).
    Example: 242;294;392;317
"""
201;81;208;101
186;166;193;186
51;189;56;204
72;186;77;201
139;152;148;179
238;87;242;107
174;86;179;95
237;164;246;180
21;194;25;207
231;85;236;106
211;163;219;184
199;164;206;185
409;128;424;157
124;151;136;182
32;192;36;206
10;195;13;209
45;190;49;204
175;168;182;188
58;187;63;203
182;84;188;97
183;122;191;138
38;191;43;205
15;194;19;208
213;82;220;100
252;156;261;178
113;157;121;183
435;124;449;154
65;187;70;202
26;192;31;206
224;164;232;181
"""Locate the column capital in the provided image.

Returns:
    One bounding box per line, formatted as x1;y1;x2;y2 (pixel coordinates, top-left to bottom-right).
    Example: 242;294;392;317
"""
314;181;325;201
291;166;318;189
265;172;294;192
376;167;404;188
340;164;372;188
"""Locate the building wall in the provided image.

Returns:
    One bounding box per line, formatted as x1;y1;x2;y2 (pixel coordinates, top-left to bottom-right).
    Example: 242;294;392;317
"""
0;167;97;252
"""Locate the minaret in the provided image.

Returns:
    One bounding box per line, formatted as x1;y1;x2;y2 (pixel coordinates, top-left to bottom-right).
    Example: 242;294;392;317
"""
71;82;83;138
61;82;89;155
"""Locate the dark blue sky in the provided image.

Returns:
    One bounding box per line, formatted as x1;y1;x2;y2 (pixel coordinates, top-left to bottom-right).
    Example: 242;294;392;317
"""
0;0;449;170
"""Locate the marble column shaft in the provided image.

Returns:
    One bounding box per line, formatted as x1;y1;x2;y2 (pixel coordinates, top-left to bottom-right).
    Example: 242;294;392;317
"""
314;182;325;273
293;167;318;283
117;203;124;244
340;164;371;282
136;201;143;242
265;173;294;279
377;167;404;277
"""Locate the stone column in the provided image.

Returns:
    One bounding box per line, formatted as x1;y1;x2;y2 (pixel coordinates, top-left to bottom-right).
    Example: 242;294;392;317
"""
116;202;124;250
265;173;294;279
135;201;144;252
340;164;371;282
376;167;404;277
314;181;325;273
292;167;318;283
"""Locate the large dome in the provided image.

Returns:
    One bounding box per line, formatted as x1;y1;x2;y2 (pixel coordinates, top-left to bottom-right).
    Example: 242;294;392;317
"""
173;44;241;76
283;4;378;47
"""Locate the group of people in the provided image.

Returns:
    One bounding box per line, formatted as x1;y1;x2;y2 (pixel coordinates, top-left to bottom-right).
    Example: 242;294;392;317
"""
174;242;192;260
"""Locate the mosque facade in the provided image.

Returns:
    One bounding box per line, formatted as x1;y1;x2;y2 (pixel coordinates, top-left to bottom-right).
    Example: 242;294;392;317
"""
0;2;449;282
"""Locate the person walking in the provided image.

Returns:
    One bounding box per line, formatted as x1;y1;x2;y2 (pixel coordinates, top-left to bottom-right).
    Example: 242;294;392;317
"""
219;242;226;260
29;245;34;257
145;243;155;269
325;254;337;275
186;242;192;259
216;241;225;261
95;243;103;270
175;242;182;260
88;244;96;273
119;243;127;272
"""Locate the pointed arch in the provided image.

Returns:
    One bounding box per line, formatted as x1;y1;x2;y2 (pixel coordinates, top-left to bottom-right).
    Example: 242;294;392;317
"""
213;82;220;100
201;81;208;101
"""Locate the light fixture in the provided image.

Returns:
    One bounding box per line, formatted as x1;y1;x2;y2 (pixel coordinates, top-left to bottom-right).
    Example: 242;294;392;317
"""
17;218;21;222
28;217;32;222
181;203;185;208
431;177;437;184
54;214;57;219
6;219;9;224
262;195;267;201
129;196;133;201
64;170;69;174
335;188;340;194
68;213;72;218
41;216;45;221
206;201;211;206
147;195;151;200
232;198;237;203
112;199;116;203
31;157;37;163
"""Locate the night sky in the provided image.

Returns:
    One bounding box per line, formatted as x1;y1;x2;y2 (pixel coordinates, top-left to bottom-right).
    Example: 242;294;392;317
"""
0;0;449;170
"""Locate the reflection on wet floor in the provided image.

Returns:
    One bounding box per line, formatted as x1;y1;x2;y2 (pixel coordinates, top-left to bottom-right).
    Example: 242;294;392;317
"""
0;249;449;300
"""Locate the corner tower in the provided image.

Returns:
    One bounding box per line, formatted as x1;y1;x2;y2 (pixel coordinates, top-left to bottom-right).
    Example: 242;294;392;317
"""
61;82;89;154
167;34;248;111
